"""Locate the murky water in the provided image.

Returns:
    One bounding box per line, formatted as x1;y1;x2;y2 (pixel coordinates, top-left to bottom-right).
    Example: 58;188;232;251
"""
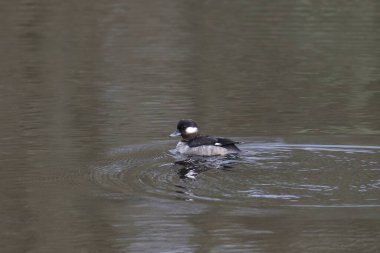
1;1;380;252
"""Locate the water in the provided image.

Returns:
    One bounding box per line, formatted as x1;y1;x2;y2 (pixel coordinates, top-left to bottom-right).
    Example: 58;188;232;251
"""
1;1;380;252
93;139;380;206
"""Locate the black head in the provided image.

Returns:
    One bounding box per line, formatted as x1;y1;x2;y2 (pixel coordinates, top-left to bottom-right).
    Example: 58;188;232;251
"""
170;119;200;140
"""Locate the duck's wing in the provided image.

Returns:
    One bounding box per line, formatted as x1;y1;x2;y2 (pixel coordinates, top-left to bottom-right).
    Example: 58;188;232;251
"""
215;137;240;146
187;136;240;148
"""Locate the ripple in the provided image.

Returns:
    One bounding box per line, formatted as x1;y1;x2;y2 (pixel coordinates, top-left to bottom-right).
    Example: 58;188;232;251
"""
90;139;380;207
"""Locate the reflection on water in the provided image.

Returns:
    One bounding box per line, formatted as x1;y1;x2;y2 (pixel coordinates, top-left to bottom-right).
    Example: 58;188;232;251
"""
92;139;380;208
1;0;380;252
90;138;380;252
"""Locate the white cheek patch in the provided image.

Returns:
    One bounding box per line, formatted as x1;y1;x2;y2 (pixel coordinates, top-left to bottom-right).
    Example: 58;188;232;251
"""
214;143;222;146
185;127;198;134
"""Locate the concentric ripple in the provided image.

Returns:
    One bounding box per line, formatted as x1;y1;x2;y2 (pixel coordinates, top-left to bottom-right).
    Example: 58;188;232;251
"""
90;139;380;207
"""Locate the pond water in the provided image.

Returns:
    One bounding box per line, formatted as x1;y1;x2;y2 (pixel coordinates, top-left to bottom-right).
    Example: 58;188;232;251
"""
1;1;380;252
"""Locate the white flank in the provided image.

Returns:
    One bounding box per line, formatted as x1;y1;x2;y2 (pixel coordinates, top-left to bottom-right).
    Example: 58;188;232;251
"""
214;142;222;146
185;127;198;134
185;170;197;179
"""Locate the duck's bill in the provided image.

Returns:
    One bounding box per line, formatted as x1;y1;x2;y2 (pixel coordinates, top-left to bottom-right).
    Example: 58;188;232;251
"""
170;130;181;137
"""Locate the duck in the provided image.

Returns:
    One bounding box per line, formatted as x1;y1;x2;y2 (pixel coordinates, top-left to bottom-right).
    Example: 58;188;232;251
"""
170;119;241;156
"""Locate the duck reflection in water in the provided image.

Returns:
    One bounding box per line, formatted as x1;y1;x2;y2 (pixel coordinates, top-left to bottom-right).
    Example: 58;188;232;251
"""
173;154;241;179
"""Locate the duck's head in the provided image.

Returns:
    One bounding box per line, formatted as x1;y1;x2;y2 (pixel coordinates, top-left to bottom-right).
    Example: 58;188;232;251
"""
170;119;200;140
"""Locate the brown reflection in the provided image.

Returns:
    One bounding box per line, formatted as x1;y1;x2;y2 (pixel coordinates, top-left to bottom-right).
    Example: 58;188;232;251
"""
0;0;116;252
177;1;380;136
188;206;380;252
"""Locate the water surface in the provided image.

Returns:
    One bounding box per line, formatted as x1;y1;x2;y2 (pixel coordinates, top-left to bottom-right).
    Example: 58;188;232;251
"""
1;1;380;252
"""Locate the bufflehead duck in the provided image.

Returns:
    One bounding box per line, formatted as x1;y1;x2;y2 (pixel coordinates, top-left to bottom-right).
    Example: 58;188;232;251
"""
170;119;241;156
